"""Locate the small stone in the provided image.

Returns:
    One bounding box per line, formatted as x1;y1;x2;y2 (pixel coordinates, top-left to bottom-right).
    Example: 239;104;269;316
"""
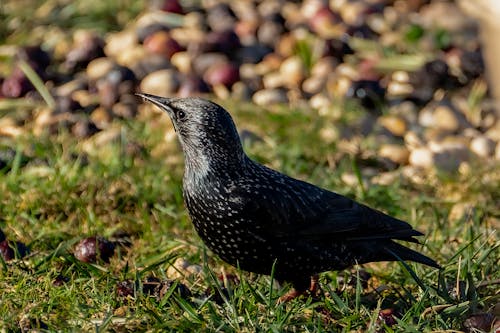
392;71;410;83
279;55;306;87
485;123;500;142
252;88;288;106
167;257;194;279
262;72;284;89
433;105;461;132
185;264;202;275
72;119;99;139
170;51;192;73
387;81;413;97
470;136;495;157
341;172;368;188
302;75;327;95
309;94;331;110
404;131;424;150
379;144;410;165
140;69;180;96
409;147;434;168
192;53;229;76
311;57;338;78
178;75;210;97
378;115;407;137
64;31;105;71
90;107;112;129
463;313;496;333
371;170;400;186
56;78;87;97
87;57;116;81
116;46;148;68
74;236;115;264
104;30;138;58
319;126;339;144
378;309;397;327
143;31;182;59
203;62;240;88
0;240;29;261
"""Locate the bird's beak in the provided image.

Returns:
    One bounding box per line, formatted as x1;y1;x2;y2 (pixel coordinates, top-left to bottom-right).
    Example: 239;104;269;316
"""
136;93;174;117
136;93;178;132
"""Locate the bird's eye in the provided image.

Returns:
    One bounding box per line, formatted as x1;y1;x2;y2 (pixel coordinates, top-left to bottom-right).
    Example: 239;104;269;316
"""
177;110;186;120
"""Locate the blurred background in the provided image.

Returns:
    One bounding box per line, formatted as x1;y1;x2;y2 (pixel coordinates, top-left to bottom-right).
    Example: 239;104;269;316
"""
1;0;499;169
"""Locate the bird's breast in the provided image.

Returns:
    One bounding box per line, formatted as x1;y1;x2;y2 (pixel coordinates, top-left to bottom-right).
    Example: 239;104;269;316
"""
183;187;278;272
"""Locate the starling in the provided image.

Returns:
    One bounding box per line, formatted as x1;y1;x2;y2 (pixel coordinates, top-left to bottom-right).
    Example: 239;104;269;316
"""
137;93;440;301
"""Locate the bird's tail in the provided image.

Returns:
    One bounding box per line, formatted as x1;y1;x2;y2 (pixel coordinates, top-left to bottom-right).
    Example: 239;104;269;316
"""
383;241;441;269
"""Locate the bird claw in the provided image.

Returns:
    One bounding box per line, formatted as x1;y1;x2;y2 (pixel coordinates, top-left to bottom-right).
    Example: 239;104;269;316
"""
277;275;320;303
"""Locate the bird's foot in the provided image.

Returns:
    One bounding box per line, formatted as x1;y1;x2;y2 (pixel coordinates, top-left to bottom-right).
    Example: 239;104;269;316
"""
277;275;320;303
277;288;303;303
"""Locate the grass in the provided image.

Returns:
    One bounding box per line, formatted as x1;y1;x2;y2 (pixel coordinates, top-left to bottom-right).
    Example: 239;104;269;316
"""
0;100;498;331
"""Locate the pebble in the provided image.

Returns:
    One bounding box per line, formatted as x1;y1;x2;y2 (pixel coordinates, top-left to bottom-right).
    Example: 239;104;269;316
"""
309;93;331;110
302;75;327;95
72;119;99;139
166;257;202;279
56;78;87;97
203;62;240;87
279;55;306;88
311;57;338;77
371;170;400;186
104;30;138;58
379;144;410;165
378;115;407;137
432;105;462;132
74;236;115;263
319;126;339;144
252;88;288;106
409;147;434;168
143;30;182;59
86;57;116;81
90;107;112;129
140;69;180;96
170;51;192;73
262;72;284;89
192;53;229;76
470;136;496;157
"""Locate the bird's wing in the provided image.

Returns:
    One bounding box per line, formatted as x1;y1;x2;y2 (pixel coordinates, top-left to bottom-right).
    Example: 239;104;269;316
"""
231;171;421;243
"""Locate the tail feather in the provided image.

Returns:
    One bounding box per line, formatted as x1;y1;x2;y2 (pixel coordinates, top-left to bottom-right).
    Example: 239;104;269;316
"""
384;241;441;269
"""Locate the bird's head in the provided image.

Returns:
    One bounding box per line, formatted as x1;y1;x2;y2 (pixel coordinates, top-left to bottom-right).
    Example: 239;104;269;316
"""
137;94;245;175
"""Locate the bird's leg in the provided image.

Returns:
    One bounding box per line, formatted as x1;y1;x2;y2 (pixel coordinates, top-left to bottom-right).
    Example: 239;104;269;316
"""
309;274;320;296
277;288;303;303
277;275;320;303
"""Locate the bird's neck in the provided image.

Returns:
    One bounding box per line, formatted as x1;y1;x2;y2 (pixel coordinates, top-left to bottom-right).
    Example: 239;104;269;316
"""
183;147;247;189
